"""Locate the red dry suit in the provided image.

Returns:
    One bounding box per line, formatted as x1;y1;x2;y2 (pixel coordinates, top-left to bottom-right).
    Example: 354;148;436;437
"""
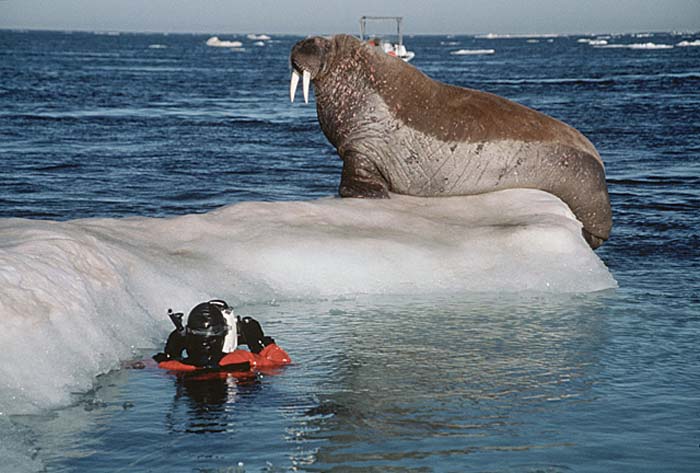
157;343;291;373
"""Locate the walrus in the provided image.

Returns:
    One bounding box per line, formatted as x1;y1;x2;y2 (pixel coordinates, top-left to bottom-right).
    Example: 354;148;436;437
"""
289;34;612;248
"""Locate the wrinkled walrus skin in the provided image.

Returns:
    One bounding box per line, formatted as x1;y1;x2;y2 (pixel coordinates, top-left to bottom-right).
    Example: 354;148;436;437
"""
289;35;612;248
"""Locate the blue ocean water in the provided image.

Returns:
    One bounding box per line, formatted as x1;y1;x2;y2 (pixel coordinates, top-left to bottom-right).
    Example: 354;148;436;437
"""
1;30;699;472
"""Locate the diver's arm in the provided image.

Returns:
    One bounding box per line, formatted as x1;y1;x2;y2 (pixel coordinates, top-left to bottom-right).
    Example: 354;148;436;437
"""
152;329;187;362
237;317;291;366
164;329;187;358
237;317;276;354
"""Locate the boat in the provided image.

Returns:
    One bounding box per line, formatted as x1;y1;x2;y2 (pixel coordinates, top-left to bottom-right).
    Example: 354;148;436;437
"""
359;16;415;62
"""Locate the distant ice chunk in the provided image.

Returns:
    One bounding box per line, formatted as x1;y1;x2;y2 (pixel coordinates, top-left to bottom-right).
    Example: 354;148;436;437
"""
626;42;673;49
247;33;271;41
206;36;243;48
477;33;561;39
451;48;495;55
577;38;609;46
597;42;673;49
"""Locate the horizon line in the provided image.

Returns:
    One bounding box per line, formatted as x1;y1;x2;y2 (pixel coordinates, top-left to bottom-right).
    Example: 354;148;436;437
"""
2;26;699;37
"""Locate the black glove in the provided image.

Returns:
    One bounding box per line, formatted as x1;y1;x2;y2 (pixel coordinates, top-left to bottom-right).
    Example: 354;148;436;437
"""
238;317;275;354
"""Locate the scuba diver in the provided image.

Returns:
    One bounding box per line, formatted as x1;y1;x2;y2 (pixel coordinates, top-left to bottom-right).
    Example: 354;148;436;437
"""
153;299;290;373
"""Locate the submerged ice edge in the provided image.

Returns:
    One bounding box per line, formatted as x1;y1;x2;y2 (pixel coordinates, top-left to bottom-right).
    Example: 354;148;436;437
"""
0;191;616;415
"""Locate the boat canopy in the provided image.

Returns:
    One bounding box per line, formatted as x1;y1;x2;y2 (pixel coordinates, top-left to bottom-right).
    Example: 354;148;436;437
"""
359;16;405;47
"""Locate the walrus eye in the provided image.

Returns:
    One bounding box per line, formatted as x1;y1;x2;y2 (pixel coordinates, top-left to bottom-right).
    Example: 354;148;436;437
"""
290;69;311;104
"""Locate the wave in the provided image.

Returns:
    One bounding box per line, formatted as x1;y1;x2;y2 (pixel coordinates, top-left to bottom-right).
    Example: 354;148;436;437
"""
677;40;700;47
484;71;700;86
608;175;700;187
33;163;83;172
485;77;615;86
451;49;495;55
0;191;615;415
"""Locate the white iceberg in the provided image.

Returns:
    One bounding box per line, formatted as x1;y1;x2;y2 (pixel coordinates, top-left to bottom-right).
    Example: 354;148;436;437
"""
451;48;495;55
0;190;616;415
206;36;243;48
596;42;673;49
247;33;271;41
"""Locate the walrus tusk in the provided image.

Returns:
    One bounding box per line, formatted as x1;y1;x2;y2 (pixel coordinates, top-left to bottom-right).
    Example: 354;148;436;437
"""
290;70;300;103
302;70;311;104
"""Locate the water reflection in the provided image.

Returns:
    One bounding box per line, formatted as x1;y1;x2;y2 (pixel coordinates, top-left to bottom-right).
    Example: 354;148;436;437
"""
21;293;618;472
291;293;611;469
164;372;263;434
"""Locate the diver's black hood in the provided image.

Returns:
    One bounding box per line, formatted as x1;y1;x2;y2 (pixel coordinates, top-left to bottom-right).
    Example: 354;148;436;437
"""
187;302;228;337
185;302;228;367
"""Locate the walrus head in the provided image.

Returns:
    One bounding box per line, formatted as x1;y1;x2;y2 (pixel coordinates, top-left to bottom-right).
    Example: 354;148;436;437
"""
289;36;336;103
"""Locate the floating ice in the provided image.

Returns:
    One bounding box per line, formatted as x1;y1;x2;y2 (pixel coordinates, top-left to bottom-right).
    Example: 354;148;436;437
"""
0;191;615;415
206;36;243;48
597;42;673;49
247;33;271;41
577;38;609;46
477;33;561;39
626;42;673;49
451;49;496;55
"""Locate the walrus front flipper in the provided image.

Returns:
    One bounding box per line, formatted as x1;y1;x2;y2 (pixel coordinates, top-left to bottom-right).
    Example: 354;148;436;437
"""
339;152;390;199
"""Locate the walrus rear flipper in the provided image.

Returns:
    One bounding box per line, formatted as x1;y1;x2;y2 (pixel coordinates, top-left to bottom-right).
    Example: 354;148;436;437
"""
540;146;612;250
583;229;606;250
